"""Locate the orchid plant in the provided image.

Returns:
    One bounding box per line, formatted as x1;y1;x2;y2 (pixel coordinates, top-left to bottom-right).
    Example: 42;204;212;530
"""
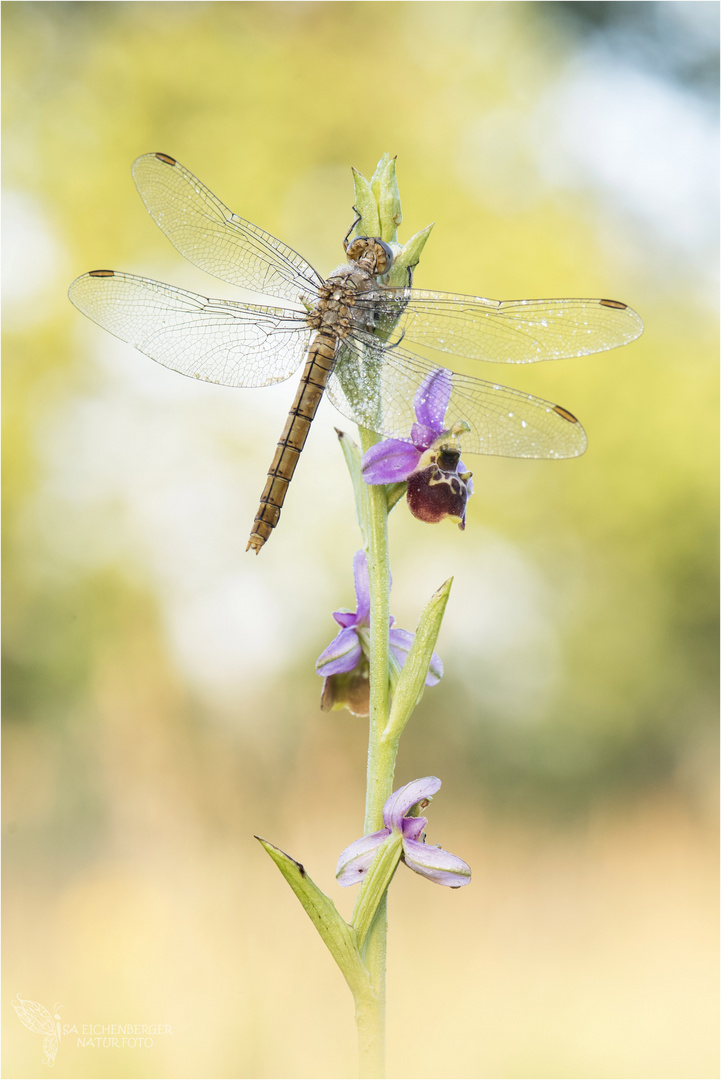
256;155;473;1079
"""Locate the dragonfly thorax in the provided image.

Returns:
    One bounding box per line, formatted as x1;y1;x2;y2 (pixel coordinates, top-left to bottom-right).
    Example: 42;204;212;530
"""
308;261;383;338
310;238;394;338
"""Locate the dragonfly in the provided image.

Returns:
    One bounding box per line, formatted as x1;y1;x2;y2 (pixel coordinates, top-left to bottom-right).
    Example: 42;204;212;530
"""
68;153;643;552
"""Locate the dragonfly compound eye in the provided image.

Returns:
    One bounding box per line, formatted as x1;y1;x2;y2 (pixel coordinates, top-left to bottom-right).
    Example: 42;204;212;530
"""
374;239;394;273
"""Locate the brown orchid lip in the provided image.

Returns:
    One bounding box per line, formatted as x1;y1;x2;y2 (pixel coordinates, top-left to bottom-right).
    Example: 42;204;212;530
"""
406;460;472;528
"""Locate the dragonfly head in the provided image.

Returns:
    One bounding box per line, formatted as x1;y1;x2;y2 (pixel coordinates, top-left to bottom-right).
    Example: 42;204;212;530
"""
345;236;394;276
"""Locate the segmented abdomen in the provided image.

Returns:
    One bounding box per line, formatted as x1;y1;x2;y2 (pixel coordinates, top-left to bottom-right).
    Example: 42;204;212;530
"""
246;330;338;553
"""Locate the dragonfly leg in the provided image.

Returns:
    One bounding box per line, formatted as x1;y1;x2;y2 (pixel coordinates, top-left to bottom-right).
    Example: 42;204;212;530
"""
384;327;406;351
343;206;362;252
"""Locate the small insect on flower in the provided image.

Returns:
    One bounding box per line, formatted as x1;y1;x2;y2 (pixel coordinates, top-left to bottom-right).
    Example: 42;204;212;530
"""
315;550;442;716
336;776;471;888
361;368;474;529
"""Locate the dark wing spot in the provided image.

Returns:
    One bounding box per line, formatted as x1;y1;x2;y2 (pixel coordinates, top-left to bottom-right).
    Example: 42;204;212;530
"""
599;298;627;310
88;269;115;277
553;404;579;423
154;153;177;166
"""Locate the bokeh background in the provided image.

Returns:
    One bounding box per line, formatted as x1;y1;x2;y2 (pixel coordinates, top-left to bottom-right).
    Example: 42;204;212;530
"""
3;3;718;1078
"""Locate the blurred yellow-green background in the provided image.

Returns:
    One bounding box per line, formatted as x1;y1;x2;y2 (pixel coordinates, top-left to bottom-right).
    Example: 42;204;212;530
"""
3;3;718;1078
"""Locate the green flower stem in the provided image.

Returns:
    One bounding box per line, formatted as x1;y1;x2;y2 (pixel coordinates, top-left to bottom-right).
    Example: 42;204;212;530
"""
355;426;391;1079
354;901;386;1079
354;426;403;1079
361;432;394;833
348;157;434;1079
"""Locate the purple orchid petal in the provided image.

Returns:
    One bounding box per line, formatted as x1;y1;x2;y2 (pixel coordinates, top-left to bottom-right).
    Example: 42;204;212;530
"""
336;828;390;886
315;626;361;676
400;815;427;842
401;837;472;887
352;549;371;625
426;650;444;685
410;421;439;451
382;776;442;830
333;608;359;630
388;626;414;660
389;628;444;687
362;439;421;484
413;368;452;431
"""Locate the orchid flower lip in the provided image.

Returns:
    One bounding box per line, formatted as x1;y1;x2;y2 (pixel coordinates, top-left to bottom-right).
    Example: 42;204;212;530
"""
336;776;470;888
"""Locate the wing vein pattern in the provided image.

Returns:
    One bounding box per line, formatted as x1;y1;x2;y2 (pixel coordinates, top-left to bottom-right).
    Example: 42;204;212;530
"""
68;272;311;386
352;290;643;363
131;153;323;303
328;334;587;459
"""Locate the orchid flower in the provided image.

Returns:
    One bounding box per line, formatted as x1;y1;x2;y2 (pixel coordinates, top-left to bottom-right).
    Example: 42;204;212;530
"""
316;551;443;715
361;368;474;529
336;776;471;888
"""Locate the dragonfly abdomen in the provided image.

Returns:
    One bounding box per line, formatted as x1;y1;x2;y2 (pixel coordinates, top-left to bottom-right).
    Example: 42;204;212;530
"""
247;330;338;553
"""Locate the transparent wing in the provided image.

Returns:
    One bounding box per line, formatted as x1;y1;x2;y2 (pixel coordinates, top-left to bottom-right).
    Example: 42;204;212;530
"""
12;997;56;1036
131;153;324;303
68;271;311;387
352;290;643;363
328;334;587;459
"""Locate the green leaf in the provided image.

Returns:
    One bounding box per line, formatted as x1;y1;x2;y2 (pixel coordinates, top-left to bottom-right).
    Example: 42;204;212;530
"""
351;167;381;239
256;837;374;1000
370;152;392;193
350;831;404;952
389;223;434;287
384;577;453;742
377;156;402;244
335;428;370;547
